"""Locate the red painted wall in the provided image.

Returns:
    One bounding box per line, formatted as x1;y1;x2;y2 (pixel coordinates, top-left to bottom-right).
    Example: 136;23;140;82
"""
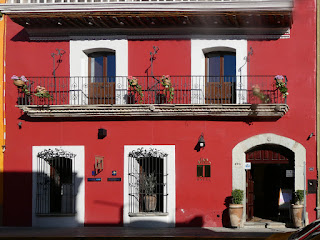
3;0;317;227
4;19;70;226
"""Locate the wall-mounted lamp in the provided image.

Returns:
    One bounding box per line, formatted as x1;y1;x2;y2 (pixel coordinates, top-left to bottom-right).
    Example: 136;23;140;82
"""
98;128;107;139
307;132;315;141
198;133;205;148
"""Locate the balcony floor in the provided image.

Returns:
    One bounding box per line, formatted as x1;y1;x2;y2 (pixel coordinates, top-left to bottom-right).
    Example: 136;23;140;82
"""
18;103;289;120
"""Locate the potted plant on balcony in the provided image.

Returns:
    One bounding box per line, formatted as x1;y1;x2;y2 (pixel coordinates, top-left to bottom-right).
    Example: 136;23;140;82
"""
34;86;53;99
292;190;305;228
128;76;144;104
160;75;174;103
274;75;288;98
252;84;270;103
229;189;244;228
140;173;157;212
11;75;30;95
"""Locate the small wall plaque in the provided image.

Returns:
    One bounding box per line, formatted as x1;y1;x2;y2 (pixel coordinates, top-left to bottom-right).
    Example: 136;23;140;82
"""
95;156;104;170
107;178;121;182
87;178;102;182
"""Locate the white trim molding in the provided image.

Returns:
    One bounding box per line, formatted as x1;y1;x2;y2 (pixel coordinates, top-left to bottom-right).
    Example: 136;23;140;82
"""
123;145;176;227
70;39;128;105
232;133;306;226
0;1;294;14
191;39;247;104
32;146;85;227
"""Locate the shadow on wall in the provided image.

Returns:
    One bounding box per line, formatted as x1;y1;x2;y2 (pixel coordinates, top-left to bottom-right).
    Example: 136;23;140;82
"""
222;196;232;228
3;171;230;228
11;28;30;42
3;171;83;227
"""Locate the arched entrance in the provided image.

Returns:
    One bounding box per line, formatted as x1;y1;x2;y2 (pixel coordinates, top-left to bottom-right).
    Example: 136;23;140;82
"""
246;144;294;223
232;133;306;226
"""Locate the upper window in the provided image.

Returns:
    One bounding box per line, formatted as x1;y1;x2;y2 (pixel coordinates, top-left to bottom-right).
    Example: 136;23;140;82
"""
88;52;116;104
205;51;236;104
88;52;116;81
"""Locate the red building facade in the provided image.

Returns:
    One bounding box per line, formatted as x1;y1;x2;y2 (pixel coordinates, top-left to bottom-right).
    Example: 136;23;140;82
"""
0;0;317;228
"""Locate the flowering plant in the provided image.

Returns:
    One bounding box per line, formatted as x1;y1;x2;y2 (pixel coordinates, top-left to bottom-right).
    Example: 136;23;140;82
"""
34;86;53;99
11;75;30;95
252;85;270;103
274;75;288;98
160;75;174;103
128;76;144;103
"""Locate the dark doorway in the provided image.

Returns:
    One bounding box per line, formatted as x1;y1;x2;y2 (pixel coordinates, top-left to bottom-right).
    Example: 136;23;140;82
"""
246;145;294;223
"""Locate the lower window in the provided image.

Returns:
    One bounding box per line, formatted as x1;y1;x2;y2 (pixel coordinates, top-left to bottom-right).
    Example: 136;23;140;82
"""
36;148;76;215
128;148;168;214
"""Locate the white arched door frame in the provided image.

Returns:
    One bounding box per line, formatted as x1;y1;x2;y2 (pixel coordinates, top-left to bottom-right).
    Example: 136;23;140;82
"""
232;133;306;225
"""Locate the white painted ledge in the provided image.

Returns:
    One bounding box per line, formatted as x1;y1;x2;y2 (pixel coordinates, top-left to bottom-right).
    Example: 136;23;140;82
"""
0;0;293;13
17;104;289;119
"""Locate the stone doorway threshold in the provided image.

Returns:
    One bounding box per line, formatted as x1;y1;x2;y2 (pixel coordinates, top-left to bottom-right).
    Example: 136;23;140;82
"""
244;217;288;229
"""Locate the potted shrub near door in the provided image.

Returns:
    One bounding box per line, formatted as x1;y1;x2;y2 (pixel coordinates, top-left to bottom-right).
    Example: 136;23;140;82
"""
292;190;305;228
229;189;244;228
140;173;157;212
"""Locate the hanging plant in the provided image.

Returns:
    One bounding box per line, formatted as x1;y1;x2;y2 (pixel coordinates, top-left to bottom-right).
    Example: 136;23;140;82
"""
160;75;174;103
11;75;30;95
128;76;144;104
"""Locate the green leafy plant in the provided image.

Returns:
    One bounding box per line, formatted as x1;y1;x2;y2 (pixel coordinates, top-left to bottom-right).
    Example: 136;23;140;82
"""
128;76;144;104
274;75;288;98
34;86;53;99
232;189;244;204
252;84;270;103
161;75;174;103
294;190;305;204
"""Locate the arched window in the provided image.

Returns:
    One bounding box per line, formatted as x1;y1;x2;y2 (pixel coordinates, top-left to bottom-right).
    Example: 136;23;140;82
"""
88;52;116;104
205;51;236;104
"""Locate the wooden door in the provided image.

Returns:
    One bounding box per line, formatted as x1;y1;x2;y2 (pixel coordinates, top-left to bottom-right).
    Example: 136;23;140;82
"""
246;170;254;221
88;53;116;105
205;52;236;104
88;79;115;104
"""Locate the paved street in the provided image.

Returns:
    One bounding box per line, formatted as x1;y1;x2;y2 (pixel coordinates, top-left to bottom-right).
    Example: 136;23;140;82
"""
0;226;296;239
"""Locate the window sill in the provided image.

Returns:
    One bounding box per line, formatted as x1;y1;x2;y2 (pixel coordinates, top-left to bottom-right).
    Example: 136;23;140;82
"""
129;212;169;217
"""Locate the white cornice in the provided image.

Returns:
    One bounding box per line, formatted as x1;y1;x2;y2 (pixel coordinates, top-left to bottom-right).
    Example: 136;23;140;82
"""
0;0;293;14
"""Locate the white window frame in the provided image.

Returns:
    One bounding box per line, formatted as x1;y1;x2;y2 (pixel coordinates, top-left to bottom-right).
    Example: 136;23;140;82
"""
191;39;248;104
70;39;128;105
32;146;85;227
123;145;176;227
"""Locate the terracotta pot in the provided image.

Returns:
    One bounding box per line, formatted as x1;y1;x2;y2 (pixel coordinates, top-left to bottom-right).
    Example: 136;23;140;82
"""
292;204;304;228
229;204;243;228
144;195;157;212
13;79;25;87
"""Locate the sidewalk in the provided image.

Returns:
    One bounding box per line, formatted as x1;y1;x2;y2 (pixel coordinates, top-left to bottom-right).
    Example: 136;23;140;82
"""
0;226;296;239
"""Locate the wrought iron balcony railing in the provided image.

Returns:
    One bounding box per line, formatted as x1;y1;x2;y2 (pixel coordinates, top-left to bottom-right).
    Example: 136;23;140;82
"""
15;75;287;106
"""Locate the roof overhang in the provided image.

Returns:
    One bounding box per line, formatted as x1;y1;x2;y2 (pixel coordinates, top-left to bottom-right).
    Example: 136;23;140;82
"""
0;0;293;35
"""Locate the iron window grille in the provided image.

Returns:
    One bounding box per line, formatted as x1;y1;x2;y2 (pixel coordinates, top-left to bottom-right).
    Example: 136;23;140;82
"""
36;148;76;215
128;148;168;215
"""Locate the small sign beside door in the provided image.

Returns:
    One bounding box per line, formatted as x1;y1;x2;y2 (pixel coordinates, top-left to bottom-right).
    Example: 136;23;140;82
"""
286;170;294;178
244;162;251;170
